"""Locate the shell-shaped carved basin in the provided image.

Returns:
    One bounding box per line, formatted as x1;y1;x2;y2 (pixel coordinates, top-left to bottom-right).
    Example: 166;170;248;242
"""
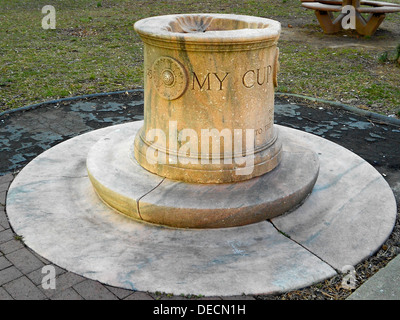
134;13;280;45
165;15;269;33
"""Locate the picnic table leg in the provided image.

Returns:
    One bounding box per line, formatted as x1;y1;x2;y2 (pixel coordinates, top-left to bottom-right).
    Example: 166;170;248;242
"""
314;10;343;33
355;13;386;36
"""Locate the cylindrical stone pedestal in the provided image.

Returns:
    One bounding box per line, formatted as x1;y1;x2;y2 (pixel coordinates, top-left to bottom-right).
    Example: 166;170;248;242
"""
85;14;320;228
133;14;282;183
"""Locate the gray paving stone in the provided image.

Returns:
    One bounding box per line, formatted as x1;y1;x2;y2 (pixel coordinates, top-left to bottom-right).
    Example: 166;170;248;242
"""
3;276;47;300
0;266;23;286
0;256;12;270
0;207;10;229
0;175;14;204
0;287;13;300
26;264;66;286
0;229;14;244
0;191;6;206
24;249;52;265
73;279;118;300
124;291;154;300
105;285;134;299
0;182;12;194
347;255;400;300
0;239;24;255
55;272;86;288
6;248;45;274
0;183;10;193
30;251;51;265
40;271;86;298
0;174;14;187
50;288;84;300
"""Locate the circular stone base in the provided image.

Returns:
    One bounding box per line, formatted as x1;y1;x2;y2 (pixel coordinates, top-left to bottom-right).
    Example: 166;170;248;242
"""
87;122;319;228
5;123;396;296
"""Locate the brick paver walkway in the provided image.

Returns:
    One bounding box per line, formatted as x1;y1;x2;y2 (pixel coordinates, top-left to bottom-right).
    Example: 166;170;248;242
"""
1;172;255;300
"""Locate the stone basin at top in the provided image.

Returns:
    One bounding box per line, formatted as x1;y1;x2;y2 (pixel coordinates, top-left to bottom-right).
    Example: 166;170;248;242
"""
133;14;283;184
135;14;280;39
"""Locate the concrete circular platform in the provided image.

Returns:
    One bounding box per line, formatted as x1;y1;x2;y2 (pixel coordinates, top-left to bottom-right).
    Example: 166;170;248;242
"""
87;122;319;228
5;120;396;296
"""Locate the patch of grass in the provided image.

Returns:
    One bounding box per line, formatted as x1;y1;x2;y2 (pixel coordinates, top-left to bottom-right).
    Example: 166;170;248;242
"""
277;41;400;115
0;0;399;116
378;44;400;64
378;52;389;63
279;230;291;238
14;235;24;242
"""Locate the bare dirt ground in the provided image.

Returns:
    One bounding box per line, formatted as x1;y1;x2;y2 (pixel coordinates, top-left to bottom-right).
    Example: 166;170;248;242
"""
277;8;400;50
281;25;400;50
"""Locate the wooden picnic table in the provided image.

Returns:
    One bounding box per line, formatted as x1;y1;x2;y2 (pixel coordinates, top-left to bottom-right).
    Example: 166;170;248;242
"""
301;0;400;35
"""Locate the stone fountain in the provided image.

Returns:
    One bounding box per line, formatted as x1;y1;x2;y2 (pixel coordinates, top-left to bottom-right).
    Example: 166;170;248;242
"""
5;14;396;296
87;14;319;228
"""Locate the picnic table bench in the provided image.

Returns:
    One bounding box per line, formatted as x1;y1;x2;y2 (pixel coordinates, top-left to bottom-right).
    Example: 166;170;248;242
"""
301;0;400;35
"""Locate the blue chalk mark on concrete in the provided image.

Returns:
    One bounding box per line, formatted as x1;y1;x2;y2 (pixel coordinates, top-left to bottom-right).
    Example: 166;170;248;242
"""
313;161;363;192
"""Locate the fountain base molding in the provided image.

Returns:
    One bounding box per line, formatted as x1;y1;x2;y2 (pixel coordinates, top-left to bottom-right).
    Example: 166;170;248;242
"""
6;122;396;296
87;123;319;229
